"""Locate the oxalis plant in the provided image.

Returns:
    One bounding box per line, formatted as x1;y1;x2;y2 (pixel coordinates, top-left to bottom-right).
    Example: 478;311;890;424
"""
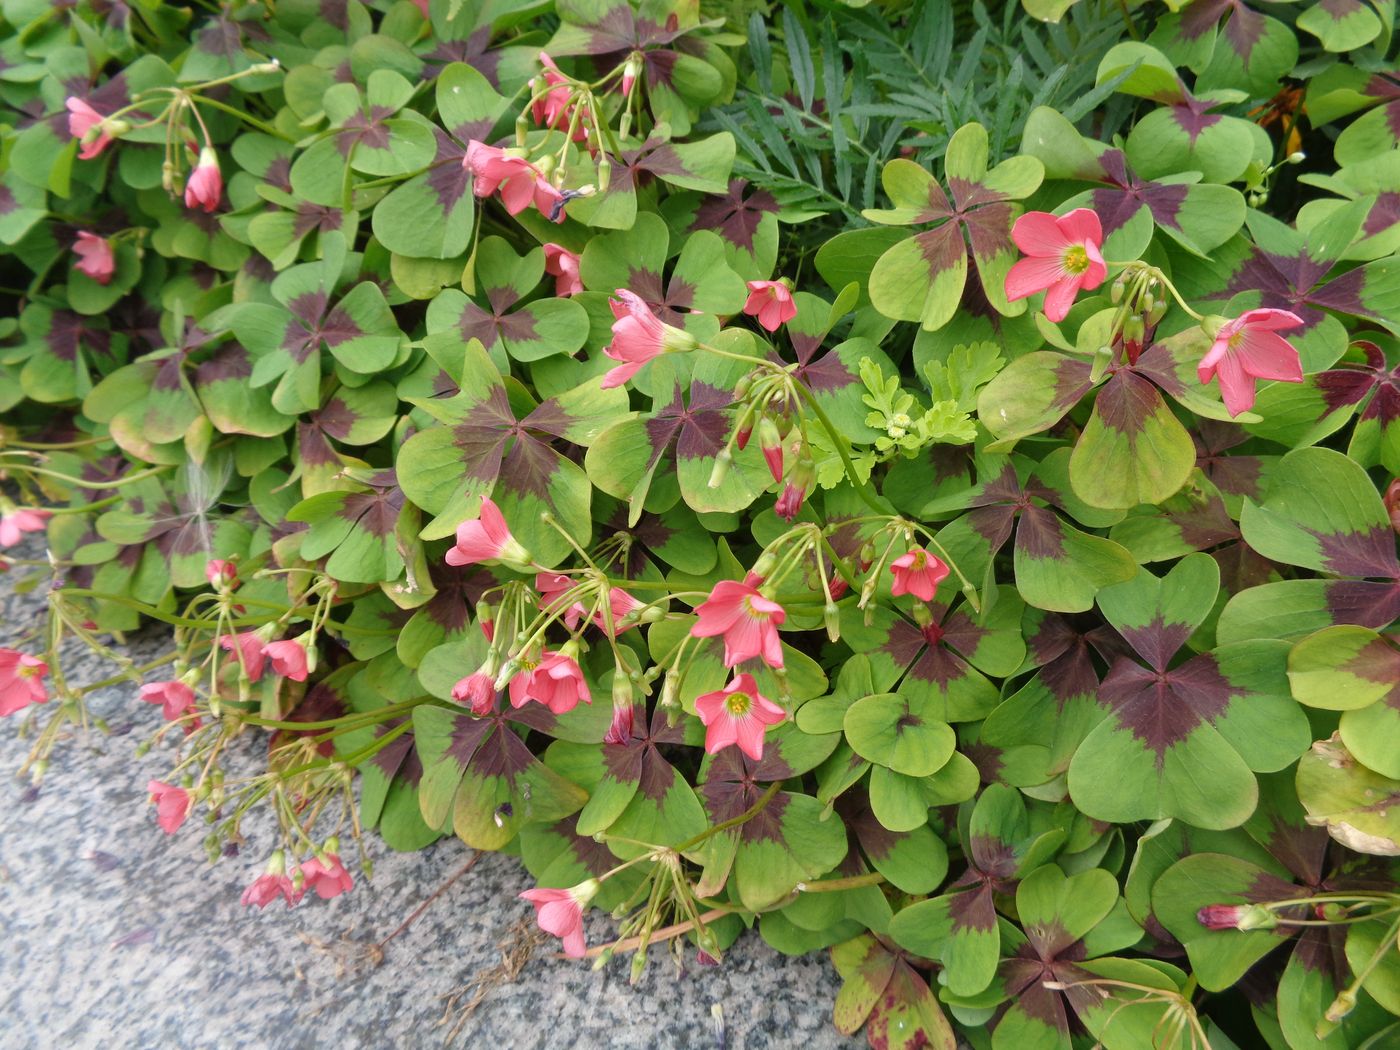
1;0;1398;1047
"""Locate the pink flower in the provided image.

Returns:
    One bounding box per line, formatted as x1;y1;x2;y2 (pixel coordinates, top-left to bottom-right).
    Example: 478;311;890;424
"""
691;580;786;669
220;632;267;682
774;481;806;521
621;53;643;99
264;640;309;681
147;780;192;835
742;280;797;332
140;680;197;721
1004;208;1106;322
889;547;951;602
604;698;634;745
0;649;48;716
508;650;591;715
0;507;49;548
300;854;354;899
241;873;303;909
451;671;497;715
519;880;599;958
66;97;112;159
184;147;222;213
1197;309;1305;417
694;672;785;761
602;290;695;388
445;497;533;570
205;559;238;589
72;232;115;285
531;54;585;140
464;141;563;220
543;243;584;296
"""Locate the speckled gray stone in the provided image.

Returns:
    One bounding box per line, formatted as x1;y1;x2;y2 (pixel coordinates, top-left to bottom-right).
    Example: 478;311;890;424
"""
0;544;861;1050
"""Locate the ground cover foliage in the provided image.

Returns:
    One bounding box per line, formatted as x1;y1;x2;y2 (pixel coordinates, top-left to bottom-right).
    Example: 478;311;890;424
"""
1;0;1399;1047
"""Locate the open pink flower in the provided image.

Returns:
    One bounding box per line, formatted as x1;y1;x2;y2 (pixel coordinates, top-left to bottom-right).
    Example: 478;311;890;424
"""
531;54;586;140
694;672;785;761
742;280;797;332
543;243;583;296
185;147;222;213
1197;309;1304;417
148;780;192;835
691;580;785;669
205;559;238;589
264;640;309;681
519;880;599;958
509;650;591;714
66;97;112;159
451;671;497;715
220;632;267;682
72;232;115;284
889;547;951;602
464;141;564;221
0;650;48;716
241;873;303;909
445;497;533;570
140;680;197;721
0;507;49;547
602;290;695;388
300;853;354;899
1005;209;1106;322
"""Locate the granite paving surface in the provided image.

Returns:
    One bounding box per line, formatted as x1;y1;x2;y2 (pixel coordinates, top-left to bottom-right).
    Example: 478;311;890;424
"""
0;542;861;1050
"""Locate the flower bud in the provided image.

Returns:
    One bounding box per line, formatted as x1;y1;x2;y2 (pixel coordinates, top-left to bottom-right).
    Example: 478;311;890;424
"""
823;602;841;642
708;447;732;489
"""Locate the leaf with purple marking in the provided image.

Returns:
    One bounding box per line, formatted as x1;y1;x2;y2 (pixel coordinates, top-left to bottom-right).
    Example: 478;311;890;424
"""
979;613;1103;788
839;587;1026;724
291;69;437;205
400;336;627;559
1013;506;1138;613
1298;153;1400;262
980;865;1128;1050
888;784;1065;997
1068;367;1196;511
1239;447;1400;606
1334;71;1400;165
568;128;735;230
863;123;1043;331
15;303;118;405
369;62;505;259
1022;107;1245;258
1147;0;1299;98
831;935;958;1050
193;343;296;439
578;212;746;343
230;236;402;414
1297;0;1385;52
976;351;1094;451
1289;625;1400;779
585;346;768;518
95;459;253;589
1096;42;1265;185
83;337;209;463
427;236;589;365
1067;556;1310;829
661;177;779;280
546;703;707;853
782;291;896;441
287;468;417;584
696;746;848;912
413;701;590;852
292;379;401;497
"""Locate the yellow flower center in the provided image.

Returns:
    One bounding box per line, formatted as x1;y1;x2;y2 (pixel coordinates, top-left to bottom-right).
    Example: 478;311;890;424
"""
909;551;926;570
1062;244;1090;275
725;691;753;717
18;663;39;679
